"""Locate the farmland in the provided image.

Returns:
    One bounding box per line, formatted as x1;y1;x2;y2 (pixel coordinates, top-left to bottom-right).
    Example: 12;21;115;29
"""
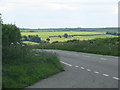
20;28;119;57
21;31;118;43
20;27;118;32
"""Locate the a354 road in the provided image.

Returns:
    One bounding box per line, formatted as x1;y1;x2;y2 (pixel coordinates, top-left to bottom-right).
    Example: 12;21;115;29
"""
28;49;119;88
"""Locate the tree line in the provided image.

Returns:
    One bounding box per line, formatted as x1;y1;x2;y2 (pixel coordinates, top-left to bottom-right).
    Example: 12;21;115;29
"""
106;32;120;36
49;33;105;38
22;35;50;43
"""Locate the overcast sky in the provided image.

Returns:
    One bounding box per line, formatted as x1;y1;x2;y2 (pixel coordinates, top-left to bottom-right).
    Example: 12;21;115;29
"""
0;0;119;28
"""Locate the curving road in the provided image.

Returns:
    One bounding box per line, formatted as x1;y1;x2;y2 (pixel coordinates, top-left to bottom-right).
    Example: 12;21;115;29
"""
28;49;119;88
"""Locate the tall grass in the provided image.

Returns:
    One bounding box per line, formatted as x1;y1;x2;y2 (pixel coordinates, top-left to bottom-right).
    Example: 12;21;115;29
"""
2;44;64;88
32;37;120;56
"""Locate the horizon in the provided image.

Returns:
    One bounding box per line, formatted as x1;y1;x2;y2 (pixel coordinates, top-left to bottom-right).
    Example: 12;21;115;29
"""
19;27;118;29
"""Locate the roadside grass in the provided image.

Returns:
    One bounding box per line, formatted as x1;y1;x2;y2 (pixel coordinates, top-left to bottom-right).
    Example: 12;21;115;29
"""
31;37;120;56
2;45;64;88
22;41;39;45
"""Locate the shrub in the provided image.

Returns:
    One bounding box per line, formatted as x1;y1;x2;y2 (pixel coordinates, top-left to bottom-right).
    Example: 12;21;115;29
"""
66;39;79;43
52;41;59;44
2;24;21;46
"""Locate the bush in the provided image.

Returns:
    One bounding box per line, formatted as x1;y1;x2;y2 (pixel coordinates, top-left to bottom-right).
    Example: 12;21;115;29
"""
63;33;68;38
2;24;21;46
66;39;79;43
52;41;59;44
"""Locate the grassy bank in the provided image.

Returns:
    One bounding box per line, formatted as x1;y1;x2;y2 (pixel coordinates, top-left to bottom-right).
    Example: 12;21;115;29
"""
2;45;64;88
32;37;120;56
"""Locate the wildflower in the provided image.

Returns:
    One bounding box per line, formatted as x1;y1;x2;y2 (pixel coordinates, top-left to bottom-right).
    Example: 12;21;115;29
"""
11;42;14;45
115;42;119;45
17;42;20;44
22;45;25;47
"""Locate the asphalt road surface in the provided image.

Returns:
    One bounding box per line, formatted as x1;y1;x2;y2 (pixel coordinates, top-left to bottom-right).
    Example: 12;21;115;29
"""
28;49;119;88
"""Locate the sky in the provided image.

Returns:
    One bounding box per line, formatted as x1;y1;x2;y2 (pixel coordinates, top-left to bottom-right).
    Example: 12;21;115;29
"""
0;0;119;28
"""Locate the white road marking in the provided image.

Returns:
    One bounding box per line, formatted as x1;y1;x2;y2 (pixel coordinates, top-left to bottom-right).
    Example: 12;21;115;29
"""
112;77;119;80
94;71;99;74
81;67;85;69
75;66;79;67
87;69;91;71
103;74;109;77
101;58;107;60
60;61;72;67
83;55;90;57
61;61;118;80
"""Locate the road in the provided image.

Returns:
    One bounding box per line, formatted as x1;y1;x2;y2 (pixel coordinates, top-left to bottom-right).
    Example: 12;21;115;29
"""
28;49;119;88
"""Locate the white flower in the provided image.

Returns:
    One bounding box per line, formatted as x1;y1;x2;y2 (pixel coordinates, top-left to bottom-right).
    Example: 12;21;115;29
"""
17;42;20;44
11;42;14;45
22;45;25;47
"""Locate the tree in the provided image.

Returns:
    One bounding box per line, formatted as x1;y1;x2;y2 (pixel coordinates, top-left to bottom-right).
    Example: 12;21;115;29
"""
25;35;41;43
58;35;62;38
34;35;41;43
46;38;50;42
22;35;28;41
0;13;3;24
2;24;21;46
63;33;68;38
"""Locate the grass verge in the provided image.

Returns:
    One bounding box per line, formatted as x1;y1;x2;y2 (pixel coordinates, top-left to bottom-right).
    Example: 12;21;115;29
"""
32;37;120;56
2;45;64;88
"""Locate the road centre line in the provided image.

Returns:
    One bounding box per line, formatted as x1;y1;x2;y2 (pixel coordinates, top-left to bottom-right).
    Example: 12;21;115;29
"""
94;71;99;74
101;58;107;60
112;77;119;80
60;61;72;67
87;69;91;71
103;74;109;77
83;55;90;57
75;66;79;67
81;67;85;69
60;61;119;81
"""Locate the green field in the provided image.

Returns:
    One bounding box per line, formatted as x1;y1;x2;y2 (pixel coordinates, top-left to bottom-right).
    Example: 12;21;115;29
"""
20;27;118;32
21;31;117;43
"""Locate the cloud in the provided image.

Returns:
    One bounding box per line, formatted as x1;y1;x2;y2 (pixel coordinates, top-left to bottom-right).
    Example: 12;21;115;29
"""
1;0;118;28
0;3;16;12
0;0;118;12
44;3;87;10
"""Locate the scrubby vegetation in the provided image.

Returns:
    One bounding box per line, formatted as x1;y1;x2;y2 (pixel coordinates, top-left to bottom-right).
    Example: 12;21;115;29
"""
2;24;64;88
32;37;120;56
